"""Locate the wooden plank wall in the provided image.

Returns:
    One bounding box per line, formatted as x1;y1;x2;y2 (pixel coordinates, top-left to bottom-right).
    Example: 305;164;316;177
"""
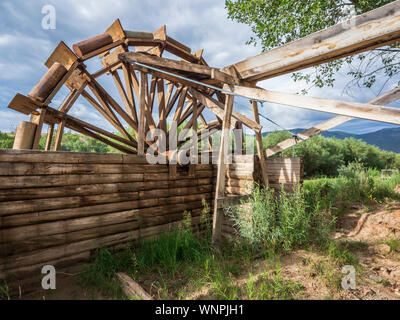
0;149;214;293
221;156;304;241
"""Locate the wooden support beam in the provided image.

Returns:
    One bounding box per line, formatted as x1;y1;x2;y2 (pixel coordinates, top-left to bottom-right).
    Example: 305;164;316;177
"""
173;87;188;123
45;124;54;151
88;75;139;134
265;86;400;157
157;78;167;132
112;70;137;124
138;71;147;156
177;128;219;164
199;113;213;151
233;121;244;155
166;85;183;117
34;102;138;152
31;107;47;150
129;62;209;91
212;93;234;246
68;122;135;154
251;101;269;187
59;81;87;113
122;62;138;123
190;88;262;132
226;1;400;82
84;86;133;141
53;119;66;151
120;52;237;85
224;84;400;126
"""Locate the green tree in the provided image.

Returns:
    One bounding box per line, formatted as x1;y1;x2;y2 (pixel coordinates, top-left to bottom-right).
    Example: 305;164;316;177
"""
225;0;399;94
262;131;397;177
0;132;15;149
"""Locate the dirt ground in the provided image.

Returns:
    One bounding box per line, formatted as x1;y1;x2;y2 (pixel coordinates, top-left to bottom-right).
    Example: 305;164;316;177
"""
19;202;400;300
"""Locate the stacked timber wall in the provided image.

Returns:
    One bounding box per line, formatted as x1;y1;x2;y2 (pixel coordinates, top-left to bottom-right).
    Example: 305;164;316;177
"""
221;156;304;241
0;149;302;292
0;149;214;292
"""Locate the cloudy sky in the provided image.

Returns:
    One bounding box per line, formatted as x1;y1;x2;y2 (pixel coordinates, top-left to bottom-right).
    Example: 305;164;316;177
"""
0;0;399;135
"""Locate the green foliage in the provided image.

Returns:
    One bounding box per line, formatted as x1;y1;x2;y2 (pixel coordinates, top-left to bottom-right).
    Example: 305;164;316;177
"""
385;238;400;253
230;185;333;252
225;0;399;93
0;282;10;300
135;212;212;275
303;163;400;213
262;132;397;177
262;131;291;149
246;266;303;300
0;132;14;149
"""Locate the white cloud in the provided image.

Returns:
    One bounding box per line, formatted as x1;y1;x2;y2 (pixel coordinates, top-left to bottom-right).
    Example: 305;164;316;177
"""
0;0;396;135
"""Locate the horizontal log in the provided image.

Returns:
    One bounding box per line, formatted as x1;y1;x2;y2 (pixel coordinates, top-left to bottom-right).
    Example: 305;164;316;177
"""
0;173;144;190
0;149;148;164
0;196;211;244
73;33;113;57
1;216;202;271
266;158;303;164
0;191;140;217
225;172;254;180
117;272;153;300
144;169;213;181
1;192;212;228
225;186;251;195
217;195;249;209
0;178;214;201
124;30;154;40
2;251;90;284
1;208;205;257
0;162;168;176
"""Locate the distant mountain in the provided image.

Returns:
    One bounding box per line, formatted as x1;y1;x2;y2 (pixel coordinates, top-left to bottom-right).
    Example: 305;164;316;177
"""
264;127;400;153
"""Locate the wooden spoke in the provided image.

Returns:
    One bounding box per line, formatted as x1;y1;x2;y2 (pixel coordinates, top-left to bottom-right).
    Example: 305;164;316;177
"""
53;119;66;151
157;78;167;132
122;62;138;123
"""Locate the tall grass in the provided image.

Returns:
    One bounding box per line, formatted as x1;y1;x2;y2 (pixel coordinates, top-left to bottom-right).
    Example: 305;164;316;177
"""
303;162;400;213
79;162;400;299
230;185;334;252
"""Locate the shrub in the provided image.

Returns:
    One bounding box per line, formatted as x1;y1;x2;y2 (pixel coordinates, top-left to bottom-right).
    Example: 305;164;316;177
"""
230;185;334;252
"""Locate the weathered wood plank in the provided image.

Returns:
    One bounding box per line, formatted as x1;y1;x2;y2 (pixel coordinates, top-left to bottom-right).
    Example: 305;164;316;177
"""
226;2;400;82
224;84;400;126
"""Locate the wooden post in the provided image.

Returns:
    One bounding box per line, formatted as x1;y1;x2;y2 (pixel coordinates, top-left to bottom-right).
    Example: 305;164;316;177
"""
212;93;234;246
138;71;147;156
32;107;47;150
251;101;269;187
45;124;54;151
190;97;198;174
53;120;66;151
12;121;36;150
234;121;244;155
